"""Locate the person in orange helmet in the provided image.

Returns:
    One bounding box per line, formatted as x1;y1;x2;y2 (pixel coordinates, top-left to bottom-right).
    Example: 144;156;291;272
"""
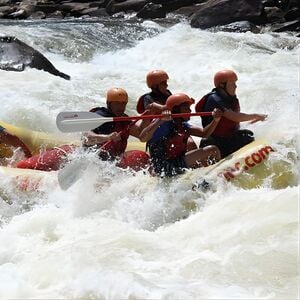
195;70;267;158
82;88;149;170
139;93;222;177
137;70;171;115
0;125;32;164
138;69;198;151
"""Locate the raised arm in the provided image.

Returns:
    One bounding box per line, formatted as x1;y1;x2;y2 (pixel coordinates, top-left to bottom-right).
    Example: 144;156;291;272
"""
82;131;121;146
224;109;267;123
188;108;222;138
139;119;166;142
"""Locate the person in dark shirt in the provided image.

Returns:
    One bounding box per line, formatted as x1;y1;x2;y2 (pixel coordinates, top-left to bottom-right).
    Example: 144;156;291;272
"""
82;88;142;161
138;69;197;151
137;69;171;115
195;70;267;157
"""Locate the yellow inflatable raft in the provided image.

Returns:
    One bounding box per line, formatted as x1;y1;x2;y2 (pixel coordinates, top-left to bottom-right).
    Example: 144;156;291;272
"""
0;120;81;157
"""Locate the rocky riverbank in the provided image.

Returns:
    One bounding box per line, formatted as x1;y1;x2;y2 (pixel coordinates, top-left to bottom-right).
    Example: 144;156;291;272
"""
0;0;299;35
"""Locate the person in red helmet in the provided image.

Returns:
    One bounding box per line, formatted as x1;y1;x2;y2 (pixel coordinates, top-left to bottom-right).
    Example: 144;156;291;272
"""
139;93;222;177
82;88;149;170
195;70;267;158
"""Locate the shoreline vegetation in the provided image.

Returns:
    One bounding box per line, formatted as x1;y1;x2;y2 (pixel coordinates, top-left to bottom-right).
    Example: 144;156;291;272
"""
0;0;299;35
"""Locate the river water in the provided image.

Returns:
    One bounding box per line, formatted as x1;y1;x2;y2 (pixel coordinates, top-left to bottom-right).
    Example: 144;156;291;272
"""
0;18;299;299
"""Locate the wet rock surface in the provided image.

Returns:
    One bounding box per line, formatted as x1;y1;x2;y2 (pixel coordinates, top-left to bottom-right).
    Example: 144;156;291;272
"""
0;0;299;34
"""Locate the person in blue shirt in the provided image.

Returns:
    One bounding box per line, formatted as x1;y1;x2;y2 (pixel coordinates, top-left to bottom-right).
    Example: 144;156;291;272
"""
139;93;222;177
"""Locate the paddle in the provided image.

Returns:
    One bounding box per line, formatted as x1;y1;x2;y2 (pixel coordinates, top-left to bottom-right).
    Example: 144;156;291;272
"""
56;111;213;133
58;157;88;190
57;111;150;190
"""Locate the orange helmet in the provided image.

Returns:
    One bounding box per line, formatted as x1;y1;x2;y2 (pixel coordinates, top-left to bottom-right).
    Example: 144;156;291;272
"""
106;88;128;103
166;93;194;110
214;70;238;88
146;70;169;88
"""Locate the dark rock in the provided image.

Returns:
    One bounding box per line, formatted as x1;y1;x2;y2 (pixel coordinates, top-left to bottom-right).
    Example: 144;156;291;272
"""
29;9;46;17
272;19;300;31
0;0;11;6
172;4;201;17
136;2;165;19
34;4;59;13
285;7;300;21
191;0;265;29
89;1;106;8
0;5;15;14
213;20;260;33
81;6;108;15
264;6;285;22
89;7;108;15
106;0;148;15
289;0;300;8
262;0;279;7
0;0;298;34
161;0;194;13
9;8;28;18
0;36;71;80
59;2;89;12
47;9;64;17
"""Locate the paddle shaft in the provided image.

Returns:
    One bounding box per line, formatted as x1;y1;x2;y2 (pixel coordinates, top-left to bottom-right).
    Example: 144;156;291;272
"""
56;111;213;133
103;112;212;122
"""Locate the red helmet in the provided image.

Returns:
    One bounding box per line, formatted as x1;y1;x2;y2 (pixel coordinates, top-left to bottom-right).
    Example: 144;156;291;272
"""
146;70;169;88
106;88;128;103
166;93;194;110
214;70;238;88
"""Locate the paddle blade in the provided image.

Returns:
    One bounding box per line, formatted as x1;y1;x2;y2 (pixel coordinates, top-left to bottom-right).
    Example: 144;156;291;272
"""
58;158;89;190
56;111;112;133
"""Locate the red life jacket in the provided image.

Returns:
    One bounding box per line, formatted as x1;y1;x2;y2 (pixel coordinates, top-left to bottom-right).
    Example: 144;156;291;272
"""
136;96;145;114
99;122;130;158
195;93;240;138
89;107;130;158
195;96;206;112
164;126;189;160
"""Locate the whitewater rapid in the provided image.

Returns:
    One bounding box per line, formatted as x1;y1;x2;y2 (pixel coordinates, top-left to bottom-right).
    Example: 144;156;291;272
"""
0;19;299;299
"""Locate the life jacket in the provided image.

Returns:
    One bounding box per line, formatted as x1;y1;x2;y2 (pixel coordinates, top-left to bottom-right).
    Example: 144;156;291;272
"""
88;107;131;158
195;90;240;138
136;94;147;114
136;90;171;113
149;121;189;160
165;131;189;159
